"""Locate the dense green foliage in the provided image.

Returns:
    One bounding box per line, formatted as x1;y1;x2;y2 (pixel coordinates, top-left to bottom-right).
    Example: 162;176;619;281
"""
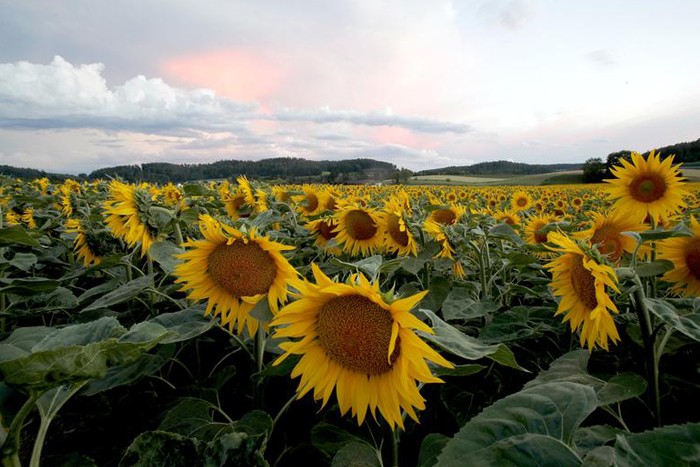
88;157;398;183
416;160;582;176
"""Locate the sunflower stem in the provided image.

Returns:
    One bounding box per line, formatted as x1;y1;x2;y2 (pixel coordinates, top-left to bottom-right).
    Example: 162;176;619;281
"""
631;282;661;426
391;427;400;467
254;325;266;406
1;392;39;467
172;220;184;246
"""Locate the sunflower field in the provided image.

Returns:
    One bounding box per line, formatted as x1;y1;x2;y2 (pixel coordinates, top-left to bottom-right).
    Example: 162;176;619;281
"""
2;151;700;466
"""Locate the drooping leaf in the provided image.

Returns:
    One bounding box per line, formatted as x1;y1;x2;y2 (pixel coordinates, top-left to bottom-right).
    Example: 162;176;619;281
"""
644;298;700;343
610;422;700;467
311;422;370;458
0;225;40;247
80;274;155;312
437;382;597;467
0;277;60;296
149;306;214;344
417;308;527;371
148;241;184;275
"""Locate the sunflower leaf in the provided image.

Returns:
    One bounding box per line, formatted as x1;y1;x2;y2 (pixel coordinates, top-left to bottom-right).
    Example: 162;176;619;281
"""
148;241;184;275
437;382;596;467
416;308;527;371
0;225;40;247
80;274;155;312
644;298;700;342
417;433;450;467
605;422;700;466
634;259;674;278
331;442;381;467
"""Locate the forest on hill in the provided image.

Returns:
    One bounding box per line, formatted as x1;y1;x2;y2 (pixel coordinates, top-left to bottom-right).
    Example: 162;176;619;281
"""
0;138;697;183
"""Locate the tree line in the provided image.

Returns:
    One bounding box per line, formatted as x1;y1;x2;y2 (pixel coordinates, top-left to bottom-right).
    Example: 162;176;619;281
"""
582;138;700;182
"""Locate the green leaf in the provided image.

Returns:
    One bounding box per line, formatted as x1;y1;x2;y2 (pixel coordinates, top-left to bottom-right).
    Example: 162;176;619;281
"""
8;252;37;271
0;277;60;296
0;317;168;390
644;298;700;342
524;350;603;390
311;422;370;458
331;442;381;467
182;184;211;197
400;256;429;275
634;260;674;278
596;373;647;406
82;345;175;396
635;224;693;242
525;350;646;408
80;274;155;312
432;363;486;377
249;299;273;323
437;382;597;467
159;398;222;440
441;288;497;321
149;307;214;344
418;433;450;467
0;225;40;247
417;308;527;371
120;430;202;467
479;306;561;343
610;422;700;466
147;206;175;230
573;425;622;453
149;241;184;275
488;222;524;245
330;255;383;278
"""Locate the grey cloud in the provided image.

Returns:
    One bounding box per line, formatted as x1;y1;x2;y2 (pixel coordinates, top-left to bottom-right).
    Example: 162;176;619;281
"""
500;0;533;29
273;107;471;134
586;49;616;69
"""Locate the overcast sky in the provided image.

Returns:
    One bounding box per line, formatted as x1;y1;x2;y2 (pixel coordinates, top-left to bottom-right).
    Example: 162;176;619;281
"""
1;1;699;174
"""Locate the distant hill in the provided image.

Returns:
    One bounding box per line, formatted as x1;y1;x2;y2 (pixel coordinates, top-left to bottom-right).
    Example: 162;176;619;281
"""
89;157;398;183
0;165;75;181
416;160;581;176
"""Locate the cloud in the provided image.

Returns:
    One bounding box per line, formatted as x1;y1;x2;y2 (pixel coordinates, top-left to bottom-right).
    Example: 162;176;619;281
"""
585;49;616;69
499;0;533;29
273;106;471;134
0;56;471;137
0;56;257;132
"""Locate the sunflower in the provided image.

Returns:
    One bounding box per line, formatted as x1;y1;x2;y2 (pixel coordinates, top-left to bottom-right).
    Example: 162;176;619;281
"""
493;208;520;226
657;216;700;296
161;183;184;209
333;206;384;257
20;207;37;229
306;217;341;255
574;210;646;263
606;150;688;223
222;190;250;220
426;204;466;226
66;219;102;267
103;181;160;257
270;264;452;429
174;215;299;335
545;231;621;351
511;190;532;211
378;199;418;257
523;214;558;246
423;219;455;259
294;185;323;218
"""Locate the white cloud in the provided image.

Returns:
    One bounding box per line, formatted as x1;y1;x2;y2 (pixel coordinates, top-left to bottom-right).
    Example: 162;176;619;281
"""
0;56;256;132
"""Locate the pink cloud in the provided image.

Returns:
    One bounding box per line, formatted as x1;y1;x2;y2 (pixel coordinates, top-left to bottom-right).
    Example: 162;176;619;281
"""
160;49;284;104
368;126;441;150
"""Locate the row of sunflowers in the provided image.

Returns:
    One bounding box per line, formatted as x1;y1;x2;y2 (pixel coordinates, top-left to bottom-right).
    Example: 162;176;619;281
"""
1;150;700;466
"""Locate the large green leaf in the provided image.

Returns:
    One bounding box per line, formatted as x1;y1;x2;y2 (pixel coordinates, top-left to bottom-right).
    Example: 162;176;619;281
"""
525;350;646;408
417;308;527;371
479;306;561;343
0;277;60;296
311;422;370;458
644;298;700;342
607;422;700;466
0;225;40;247
80;274;155;312
437;382;597;467
418;433;450;467
0;317;168;390
149;241;183;275
441;288;496;321
149;306;214;344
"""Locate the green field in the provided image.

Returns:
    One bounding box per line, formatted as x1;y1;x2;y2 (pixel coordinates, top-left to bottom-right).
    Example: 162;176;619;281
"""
409;168;700;186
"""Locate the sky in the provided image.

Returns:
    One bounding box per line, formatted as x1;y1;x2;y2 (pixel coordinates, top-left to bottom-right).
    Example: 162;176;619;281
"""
1;1;700;174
